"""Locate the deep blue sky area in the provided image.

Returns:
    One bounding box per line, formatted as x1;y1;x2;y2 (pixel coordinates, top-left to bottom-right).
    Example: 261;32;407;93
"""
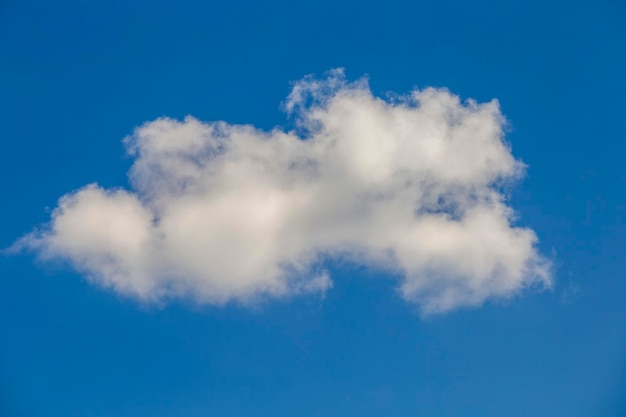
1;1;626;416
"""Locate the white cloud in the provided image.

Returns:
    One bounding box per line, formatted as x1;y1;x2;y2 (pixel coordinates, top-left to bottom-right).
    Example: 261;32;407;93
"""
16;70;551;314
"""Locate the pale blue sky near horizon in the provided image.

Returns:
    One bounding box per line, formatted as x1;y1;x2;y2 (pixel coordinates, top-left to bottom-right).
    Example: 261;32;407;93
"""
1;0;626;416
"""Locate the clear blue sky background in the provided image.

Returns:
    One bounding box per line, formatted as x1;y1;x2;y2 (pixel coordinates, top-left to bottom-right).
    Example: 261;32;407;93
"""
1;0;625;416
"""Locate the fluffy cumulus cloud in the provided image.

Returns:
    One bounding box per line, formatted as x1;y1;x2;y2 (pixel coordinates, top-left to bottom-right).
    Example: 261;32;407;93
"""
17;70;551;314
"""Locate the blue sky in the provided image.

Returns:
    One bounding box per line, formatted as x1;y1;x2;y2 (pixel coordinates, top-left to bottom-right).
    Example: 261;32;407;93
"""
1;0;625;416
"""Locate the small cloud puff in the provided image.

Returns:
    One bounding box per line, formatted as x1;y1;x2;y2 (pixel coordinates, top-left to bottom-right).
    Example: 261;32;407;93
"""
16;70;551;314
